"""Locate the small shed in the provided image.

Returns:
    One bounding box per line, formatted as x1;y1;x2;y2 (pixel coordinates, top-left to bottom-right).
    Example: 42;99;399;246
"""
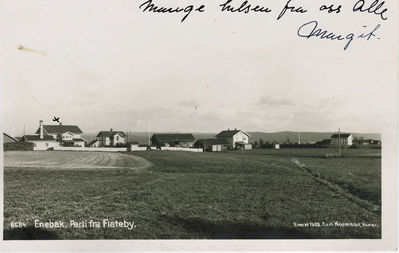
193;138;229;152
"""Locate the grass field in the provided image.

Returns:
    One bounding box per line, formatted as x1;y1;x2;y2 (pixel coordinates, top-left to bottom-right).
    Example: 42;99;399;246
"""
3;148;381;239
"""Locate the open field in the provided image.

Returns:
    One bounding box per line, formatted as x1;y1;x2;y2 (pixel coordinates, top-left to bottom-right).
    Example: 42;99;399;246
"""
4;151;151;170
3;148;381;239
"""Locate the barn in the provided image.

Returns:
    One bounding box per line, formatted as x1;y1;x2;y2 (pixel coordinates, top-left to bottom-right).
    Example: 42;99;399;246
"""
151;133;195;147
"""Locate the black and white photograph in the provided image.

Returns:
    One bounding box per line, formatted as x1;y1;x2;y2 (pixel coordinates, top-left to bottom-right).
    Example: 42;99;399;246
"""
0;0;398;251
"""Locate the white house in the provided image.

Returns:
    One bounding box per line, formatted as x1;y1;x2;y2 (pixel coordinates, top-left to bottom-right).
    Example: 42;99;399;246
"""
21;135;59;150
215;129;252;149
330;133;353;146
35;121;86;147
20;121;59;150
96;129;126;147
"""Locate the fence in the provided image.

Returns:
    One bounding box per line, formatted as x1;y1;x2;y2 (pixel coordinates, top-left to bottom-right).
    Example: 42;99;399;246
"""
160;147;203;152
130;146;148;152
53;147;128;152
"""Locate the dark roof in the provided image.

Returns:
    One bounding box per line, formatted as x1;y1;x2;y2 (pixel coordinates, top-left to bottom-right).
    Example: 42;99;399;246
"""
35;125;83;135
331;133;352;138
88;139;99;146
3;133;19;143
97;131;126;138
23;135;55;141
73;138;86;142
151;133;195;142
194;138;229;146
216;129;250;138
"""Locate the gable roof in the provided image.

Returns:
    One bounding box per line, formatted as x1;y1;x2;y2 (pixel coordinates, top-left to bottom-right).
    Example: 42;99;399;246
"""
97;131;126;138
331;133;352;138
151;133;195;142
73;138;86;142
88;139;99;146
194;138;229;146
216;129;251;138
3;133;19;143
23;135;56;141
35;125;83;135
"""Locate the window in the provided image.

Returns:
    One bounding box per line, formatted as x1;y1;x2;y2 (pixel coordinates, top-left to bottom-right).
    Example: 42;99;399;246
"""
116;136;119;141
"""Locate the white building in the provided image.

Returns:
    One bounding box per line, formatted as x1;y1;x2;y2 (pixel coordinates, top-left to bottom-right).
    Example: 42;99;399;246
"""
34;121;86;147
215;129;252;149
330;133;353;146
96;129;126;147
20;121;59;150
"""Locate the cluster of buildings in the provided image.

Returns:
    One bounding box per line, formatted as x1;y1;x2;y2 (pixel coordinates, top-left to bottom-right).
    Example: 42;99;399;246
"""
151;129;252;151
3;120;252;151
3;120;381;151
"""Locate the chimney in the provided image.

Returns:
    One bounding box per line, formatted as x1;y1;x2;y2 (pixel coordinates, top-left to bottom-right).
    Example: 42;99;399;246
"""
110;128;113;132
39;120;44;139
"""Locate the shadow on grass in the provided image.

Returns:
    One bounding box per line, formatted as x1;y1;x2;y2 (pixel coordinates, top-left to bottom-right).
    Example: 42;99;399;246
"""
160;215;322;239
4;227;59;240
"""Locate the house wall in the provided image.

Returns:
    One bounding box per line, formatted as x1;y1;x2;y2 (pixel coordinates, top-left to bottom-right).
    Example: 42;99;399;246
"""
32;141;59;151
244;144;252;150
112;134;125;146
97;137;110;146
74;141;85;147
331;135;353;145
62;132;74;141
233;132;249;144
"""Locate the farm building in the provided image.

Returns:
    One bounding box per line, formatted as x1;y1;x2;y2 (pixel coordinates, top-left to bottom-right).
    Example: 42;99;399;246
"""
193;138;229;152
151;133;195;147
96;129;126;147
35;121;86;147
21;134;59;150
330;133;353;146
216;129;252;149
3;133;18;143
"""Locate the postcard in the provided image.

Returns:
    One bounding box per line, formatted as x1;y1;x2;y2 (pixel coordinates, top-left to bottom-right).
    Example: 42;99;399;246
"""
0;0;398;251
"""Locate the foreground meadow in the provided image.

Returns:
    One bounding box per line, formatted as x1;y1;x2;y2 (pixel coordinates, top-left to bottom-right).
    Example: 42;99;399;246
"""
3;148;381;239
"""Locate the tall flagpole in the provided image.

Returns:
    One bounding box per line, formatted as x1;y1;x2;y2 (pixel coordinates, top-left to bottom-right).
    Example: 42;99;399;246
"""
338;128;341;157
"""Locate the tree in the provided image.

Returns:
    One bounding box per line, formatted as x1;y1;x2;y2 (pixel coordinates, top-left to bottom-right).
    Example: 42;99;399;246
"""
253;141;258;149
259;139;265;148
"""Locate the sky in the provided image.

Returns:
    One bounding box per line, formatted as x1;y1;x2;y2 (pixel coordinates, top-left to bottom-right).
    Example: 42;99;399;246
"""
1;0;398;136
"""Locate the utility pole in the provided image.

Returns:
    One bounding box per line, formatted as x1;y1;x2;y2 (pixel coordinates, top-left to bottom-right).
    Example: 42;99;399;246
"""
338;128;341;157
298;132;301;145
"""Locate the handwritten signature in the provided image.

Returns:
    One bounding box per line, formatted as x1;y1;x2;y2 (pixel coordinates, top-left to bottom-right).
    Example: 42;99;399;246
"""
297;21;381;50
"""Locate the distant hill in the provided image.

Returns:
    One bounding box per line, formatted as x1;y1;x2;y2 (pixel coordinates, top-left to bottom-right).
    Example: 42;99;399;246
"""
82;131;380;145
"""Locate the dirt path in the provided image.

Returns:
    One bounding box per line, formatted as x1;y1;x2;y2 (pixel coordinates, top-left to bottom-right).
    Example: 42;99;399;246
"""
4;151;152;170
291;158;380;215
